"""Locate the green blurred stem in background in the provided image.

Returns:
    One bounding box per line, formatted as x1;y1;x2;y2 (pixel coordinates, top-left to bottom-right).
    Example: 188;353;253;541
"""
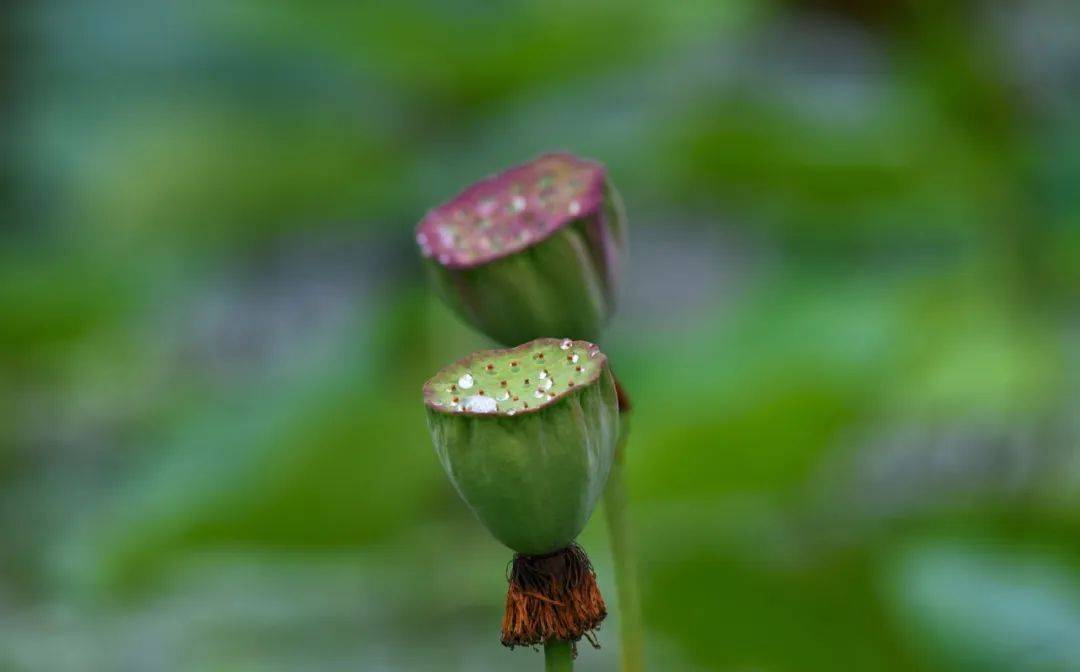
605;412;645;672
545;640;575;671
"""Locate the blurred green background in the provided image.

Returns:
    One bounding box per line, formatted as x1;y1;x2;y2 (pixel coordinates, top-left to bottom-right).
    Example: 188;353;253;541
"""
3;1;1080;670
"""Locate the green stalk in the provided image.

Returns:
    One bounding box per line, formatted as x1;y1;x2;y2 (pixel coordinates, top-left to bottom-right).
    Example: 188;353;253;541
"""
544;640;575;671
604;415;645;672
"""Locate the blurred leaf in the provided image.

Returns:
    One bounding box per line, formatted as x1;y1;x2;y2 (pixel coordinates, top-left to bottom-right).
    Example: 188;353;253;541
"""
887;540;1080;671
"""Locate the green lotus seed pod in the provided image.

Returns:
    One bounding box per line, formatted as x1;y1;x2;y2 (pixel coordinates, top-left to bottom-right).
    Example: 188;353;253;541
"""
416;153;627;345
423;338;619;555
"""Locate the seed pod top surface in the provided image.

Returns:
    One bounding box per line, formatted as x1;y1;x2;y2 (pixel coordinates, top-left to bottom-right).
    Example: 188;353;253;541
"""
424;338;606;417
416;153;606;270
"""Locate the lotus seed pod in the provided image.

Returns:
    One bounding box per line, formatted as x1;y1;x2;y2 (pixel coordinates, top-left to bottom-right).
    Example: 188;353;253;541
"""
416;153;627;345
423;338;619;555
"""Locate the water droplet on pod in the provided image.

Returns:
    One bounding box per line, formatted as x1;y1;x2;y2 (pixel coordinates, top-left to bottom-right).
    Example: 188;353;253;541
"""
463;395;497;413
458;373;474;389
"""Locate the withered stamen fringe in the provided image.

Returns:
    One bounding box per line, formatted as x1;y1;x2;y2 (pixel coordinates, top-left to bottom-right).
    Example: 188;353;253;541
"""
501;543;606;652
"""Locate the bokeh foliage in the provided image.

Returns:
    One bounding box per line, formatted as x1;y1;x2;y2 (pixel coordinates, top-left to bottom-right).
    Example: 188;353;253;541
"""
2;0;1080;670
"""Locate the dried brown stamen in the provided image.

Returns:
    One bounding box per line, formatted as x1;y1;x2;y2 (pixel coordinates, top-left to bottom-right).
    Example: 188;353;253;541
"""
501;543;606;652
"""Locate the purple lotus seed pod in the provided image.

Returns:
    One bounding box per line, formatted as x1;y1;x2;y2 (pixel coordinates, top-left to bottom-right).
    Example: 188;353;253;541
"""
416;152;626;345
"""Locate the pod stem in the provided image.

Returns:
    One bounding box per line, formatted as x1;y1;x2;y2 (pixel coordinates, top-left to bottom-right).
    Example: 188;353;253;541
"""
604;413;645;672
544;640;575;671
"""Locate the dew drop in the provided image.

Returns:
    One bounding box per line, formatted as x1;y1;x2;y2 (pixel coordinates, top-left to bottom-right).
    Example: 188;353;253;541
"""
507;409;516;416
512;196;527;212
540;378;553;391
570;354;580;364
568;200;581;216
560;339;573;350
463;395;497;413
534;389;546;400
538;369;549;380
496;390;510;402
458;373;474;390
